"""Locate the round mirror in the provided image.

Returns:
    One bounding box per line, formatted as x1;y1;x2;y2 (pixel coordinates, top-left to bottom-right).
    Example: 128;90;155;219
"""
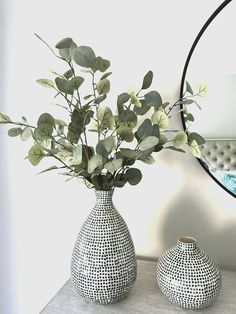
180;0;236;198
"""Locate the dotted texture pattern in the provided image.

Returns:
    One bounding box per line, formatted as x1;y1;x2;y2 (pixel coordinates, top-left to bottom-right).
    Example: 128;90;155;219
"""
156;239;222;310
71;190;137;304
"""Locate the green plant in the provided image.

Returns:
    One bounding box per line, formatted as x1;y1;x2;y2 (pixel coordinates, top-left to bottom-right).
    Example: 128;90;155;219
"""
0;35;205;190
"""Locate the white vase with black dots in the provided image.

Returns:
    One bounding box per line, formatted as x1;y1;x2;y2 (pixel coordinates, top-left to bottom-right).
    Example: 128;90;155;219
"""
71;190;137;304
156;236;221;310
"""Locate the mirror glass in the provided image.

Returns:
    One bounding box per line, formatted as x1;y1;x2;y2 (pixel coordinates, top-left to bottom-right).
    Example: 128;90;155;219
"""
184;0;236;197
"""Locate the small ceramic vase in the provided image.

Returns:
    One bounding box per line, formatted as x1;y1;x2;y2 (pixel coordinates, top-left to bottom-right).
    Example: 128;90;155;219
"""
156;236;221;309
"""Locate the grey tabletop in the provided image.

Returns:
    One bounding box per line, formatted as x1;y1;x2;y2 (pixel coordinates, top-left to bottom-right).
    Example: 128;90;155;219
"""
40;259;236;314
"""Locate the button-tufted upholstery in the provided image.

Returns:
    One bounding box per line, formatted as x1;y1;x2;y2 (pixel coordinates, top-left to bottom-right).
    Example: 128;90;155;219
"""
200;140;236;171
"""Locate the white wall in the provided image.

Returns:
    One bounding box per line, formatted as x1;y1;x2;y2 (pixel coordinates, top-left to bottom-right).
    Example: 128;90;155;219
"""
186;0;236;138
1;1;236;314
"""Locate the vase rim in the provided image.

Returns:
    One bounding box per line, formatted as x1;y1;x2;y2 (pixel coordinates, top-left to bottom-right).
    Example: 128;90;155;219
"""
177;236;197;244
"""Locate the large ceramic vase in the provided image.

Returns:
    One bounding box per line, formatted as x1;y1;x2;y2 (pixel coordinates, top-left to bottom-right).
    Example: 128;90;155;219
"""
71;190;137;304
156;236;221;309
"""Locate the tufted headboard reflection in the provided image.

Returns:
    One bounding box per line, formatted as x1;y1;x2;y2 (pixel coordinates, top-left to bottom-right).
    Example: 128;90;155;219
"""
200;140;236;171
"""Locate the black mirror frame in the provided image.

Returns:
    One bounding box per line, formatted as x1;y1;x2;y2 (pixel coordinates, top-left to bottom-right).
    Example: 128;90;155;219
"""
180;0;235;198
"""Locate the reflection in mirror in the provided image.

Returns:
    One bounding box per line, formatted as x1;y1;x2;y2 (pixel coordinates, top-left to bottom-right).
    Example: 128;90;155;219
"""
182;0;236;197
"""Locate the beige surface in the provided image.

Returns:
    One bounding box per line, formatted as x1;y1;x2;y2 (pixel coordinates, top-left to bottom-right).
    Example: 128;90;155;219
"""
40;260;236;314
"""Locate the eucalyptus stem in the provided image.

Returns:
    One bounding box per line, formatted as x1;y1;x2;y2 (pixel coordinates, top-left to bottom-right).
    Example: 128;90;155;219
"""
91;72;101;141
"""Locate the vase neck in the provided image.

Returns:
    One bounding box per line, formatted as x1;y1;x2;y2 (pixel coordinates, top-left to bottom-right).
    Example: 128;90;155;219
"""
95;190;114;207
177;236;198;252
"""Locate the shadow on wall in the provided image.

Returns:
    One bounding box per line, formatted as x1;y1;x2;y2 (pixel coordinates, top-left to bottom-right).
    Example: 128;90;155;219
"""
159;194;236;270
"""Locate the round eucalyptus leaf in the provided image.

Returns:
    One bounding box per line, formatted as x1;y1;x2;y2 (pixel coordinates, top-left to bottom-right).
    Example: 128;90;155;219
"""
28;144;45;166
66;76;84;91
93;57;110;72
20;127;32;141
96;78;110;95
55;77;73;94
73;46;96;68
144;90;162;108
55;37;73;49
136;119;152;140
8;127;22;137
104;159;123;172
188;132;206;145
37;113;54;128
134;100;150;115
188;139;201;158
97;106;113;121
104;136;115;153
151;111;169;129
139;136;159;151
172;131;187;148
126;168;142;185
117;93;130;107
88;154;103;174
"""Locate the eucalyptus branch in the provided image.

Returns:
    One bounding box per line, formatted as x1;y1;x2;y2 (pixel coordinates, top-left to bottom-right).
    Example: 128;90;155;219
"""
3;121;36;129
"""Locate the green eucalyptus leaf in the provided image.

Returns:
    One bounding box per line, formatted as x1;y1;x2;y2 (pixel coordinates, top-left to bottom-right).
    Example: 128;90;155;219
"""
66;76;84;91
117;93;130;107
55;119;67;126
55;77;73;94
96;140;109;157
93;56;110;72
28;144;45;166
188;132;206;145
0;112;11;123
119;148;139;159
139;136;159;151
94;94;107;104
177;99;194;105
141;70;153;89
67;123;80;144
8;127;22;137
97;106;113;121
88;154;103;173
113;174;127;188
104;136;115;153
73;145;83;164
55;37;73;49
144;91;162;108
141;155;155;164
172;131;187;148
73;46;96;68
136;119;153;140
151;111;169;129
186;81;193;95
37;113;55;127
104;159;123;172
166;146;185;153
117;125;134;142
96;78;110;95
119;109;137;127
126;168;142;185
188;139;201;158
63;69;74;79
134;99;150;115
100;72;112;80
37;165;58;175
20;127;32;141
36;79;55;88
185;113;194;122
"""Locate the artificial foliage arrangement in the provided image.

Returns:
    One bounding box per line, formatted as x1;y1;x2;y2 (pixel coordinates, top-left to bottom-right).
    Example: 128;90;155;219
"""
0;35;205;191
